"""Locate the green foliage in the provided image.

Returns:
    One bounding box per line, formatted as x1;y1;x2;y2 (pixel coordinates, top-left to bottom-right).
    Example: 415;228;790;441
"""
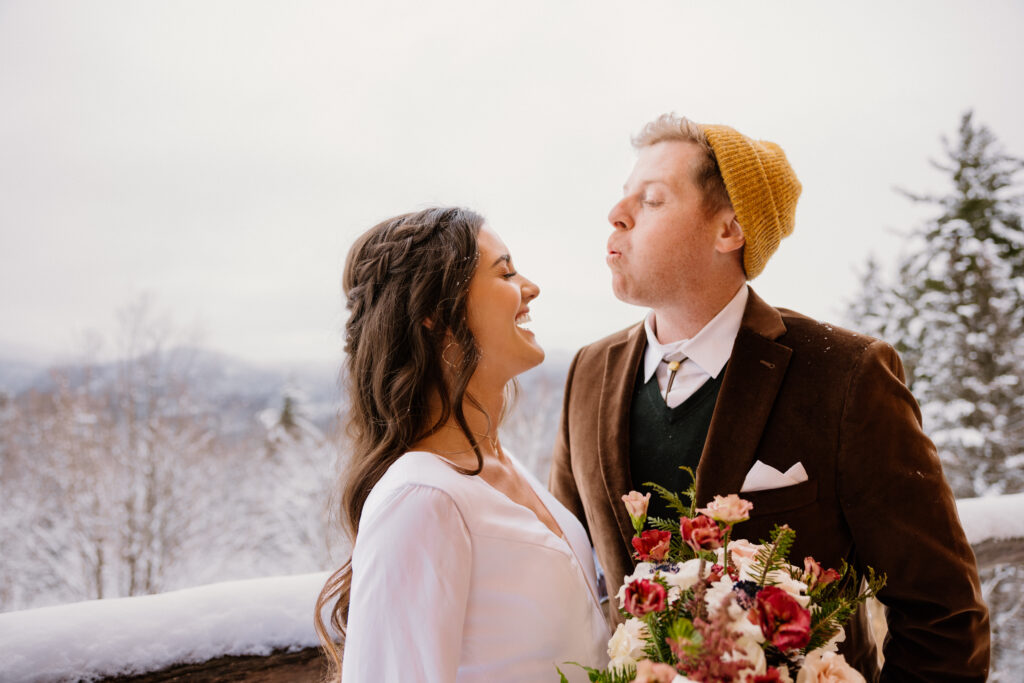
644;479;692;519
749;524;797;587
558;662;636;683
805;564;887;652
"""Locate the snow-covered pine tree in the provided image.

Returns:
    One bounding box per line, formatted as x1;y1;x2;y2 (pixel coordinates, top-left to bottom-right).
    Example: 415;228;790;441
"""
848;111;1024;499
846;112;1024;679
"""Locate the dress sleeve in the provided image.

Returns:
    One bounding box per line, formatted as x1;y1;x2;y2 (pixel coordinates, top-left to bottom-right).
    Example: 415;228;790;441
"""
836;340;990;681
341;484;472;683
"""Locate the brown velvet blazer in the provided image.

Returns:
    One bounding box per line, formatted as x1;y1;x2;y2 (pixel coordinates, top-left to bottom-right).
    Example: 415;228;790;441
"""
549;288;990;682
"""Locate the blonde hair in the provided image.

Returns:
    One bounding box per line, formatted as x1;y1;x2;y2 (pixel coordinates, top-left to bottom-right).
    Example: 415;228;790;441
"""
632;113;732;214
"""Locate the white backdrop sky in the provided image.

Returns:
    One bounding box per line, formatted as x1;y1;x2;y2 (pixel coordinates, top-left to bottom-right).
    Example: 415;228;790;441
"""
2;0;1023;365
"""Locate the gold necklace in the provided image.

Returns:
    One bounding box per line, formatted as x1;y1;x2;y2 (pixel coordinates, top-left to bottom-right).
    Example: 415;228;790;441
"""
441;423;501;454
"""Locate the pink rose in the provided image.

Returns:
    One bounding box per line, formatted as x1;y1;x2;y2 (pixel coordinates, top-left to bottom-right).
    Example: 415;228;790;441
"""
697;494;753;524
680;514;723;553
752;586;812;652
623;578;667;618
631;659;679;683
632;529;672;562
727;538;761;564
802;556;841;592
795;650;865;683
622;491;651;524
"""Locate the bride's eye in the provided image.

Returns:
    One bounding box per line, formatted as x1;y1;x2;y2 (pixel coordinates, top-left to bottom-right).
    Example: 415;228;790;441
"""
503;270;518;280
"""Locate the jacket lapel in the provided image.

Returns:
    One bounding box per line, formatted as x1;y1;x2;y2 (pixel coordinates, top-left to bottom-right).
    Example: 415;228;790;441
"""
695;288;792;506
597;323;646;552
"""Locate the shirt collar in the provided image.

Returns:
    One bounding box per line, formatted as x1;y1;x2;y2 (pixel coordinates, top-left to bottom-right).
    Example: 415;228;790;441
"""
642;285;749;382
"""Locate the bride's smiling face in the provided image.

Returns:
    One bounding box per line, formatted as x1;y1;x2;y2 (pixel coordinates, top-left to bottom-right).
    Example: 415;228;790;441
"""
464;226;544;385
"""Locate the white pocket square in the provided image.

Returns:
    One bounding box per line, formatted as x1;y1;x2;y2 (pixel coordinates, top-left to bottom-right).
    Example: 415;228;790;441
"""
740;460;809;493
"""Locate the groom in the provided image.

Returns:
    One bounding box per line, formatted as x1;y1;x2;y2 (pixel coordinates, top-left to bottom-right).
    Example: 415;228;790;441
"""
549;114;990;681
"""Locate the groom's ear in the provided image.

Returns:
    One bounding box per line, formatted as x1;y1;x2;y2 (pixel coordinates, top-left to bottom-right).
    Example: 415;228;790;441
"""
713;211;745;254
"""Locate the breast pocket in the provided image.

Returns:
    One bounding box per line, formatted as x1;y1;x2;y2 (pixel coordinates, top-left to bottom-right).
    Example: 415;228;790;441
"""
742;479;818;517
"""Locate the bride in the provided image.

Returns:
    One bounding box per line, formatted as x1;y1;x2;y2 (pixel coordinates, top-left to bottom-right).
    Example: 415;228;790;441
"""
315;207;609;682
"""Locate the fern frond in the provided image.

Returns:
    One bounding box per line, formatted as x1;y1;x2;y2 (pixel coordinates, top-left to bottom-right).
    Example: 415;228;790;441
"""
643;481;690;517
750;525;797;587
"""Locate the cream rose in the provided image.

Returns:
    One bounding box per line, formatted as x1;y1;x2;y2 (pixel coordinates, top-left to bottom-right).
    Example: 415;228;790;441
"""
795;650;866;683
608;618;649;670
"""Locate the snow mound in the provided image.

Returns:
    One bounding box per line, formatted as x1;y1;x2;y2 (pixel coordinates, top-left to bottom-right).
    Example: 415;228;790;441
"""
0;571;330;682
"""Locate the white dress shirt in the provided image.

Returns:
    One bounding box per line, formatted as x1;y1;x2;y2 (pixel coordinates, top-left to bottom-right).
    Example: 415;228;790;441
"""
642;285;749;408
342;451;610;683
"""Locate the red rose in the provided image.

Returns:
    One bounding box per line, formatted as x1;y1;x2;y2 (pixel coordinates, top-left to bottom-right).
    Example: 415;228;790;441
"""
632;529;672;562
679;514;723;553
623;578;667;618
752;586;812;651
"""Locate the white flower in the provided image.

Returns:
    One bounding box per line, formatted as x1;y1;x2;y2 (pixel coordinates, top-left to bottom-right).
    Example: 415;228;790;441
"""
607;618;649;671
703;575;736;616
661;558;703;602
730;604;766;644
796;650;865;683
727;634;767;677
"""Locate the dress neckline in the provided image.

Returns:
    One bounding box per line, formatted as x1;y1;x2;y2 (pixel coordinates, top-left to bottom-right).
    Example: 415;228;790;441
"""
416;449;567;543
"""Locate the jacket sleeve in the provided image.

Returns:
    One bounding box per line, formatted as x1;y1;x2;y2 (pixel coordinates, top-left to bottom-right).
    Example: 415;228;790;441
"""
548;347;588;536
341;484;472;683
836;340;990;682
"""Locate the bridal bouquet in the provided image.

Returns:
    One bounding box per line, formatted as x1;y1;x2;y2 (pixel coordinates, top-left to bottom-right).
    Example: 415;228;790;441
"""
559;474;884;683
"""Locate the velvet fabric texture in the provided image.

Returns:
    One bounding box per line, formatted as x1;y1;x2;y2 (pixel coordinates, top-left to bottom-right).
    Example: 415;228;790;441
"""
549;288;990;682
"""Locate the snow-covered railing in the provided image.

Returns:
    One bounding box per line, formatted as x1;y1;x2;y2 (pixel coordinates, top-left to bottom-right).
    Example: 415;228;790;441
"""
955;493;1024;569
2;495;1022;682
0;572;330;682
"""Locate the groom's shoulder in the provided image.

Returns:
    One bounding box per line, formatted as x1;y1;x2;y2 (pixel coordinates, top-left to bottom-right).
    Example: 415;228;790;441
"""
771;305;886;362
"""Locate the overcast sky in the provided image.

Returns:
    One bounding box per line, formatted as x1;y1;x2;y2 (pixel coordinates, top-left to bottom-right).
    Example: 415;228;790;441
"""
2;0;1022;366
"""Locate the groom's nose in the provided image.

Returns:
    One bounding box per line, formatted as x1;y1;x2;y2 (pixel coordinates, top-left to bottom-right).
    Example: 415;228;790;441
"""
608;198;633;231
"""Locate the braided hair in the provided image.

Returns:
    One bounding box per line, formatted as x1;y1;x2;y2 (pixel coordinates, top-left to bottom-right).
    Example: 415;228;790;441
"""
315;207;486;674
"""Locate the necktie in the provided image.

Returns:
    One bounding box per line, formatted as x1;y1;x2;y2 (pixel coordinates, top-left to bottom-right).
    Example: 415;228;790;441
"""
661;353;686;404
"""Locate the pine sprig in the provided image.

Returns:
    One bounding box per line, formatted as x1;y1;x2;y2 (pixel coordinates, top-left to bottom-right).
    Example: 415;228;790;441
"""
805;564;887;652
749;524;797;587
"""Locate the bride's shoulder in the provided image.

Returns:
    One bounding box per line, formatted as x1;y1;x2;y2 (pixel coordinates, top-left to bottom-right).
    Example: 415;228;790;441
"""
362;451;470;514
379;450;463;487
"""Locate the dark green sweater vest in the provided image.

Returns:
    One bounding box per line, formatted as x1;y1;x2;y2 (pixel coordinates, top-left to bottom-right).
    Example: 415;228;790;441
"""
629;366;725;522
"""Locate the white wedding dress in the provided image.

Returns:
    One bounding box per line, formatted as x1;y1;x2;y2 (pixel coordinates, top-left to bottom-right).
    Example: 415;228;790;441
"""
341;450;610;682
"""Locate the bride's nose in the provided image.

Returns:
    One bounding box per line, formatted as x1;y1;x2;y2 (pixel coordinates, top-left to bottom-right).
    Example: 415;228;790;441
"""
522;277;540;303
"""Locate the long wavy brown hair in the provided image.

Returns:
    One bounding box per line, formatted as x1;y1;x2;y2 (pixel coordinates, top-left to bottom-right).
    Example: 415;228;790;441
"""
314;207;491;677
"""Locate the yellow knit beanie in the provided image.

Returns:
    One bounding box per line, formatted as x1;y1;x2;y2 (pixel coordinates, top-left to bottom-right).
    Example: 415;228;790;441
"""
698;124;801;280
